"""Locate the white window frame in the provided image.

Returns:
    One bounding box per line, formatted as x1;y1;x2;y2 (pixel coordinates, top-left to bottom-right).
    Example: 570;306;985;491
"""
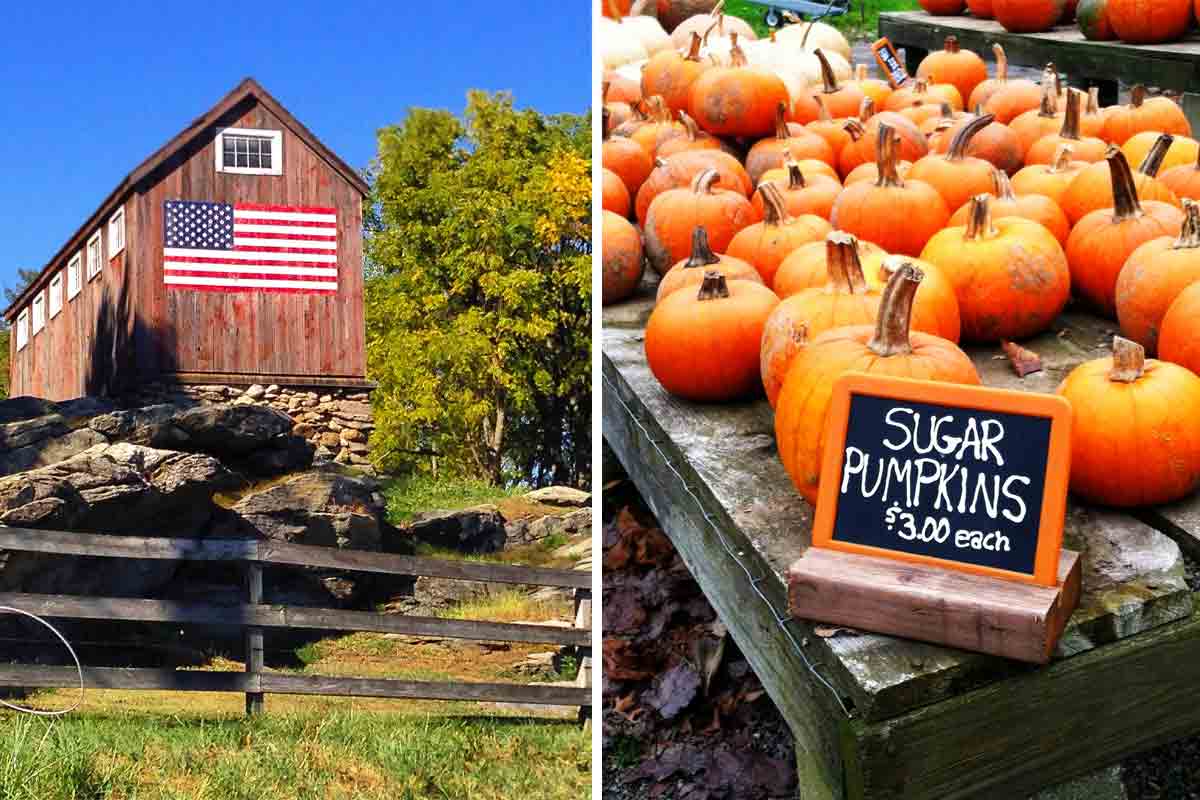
69;250;84;297
15;310;28;351
87;231;102;281
49;273;62;318
31;292;45;335
107;210;125;259
215;127;283;176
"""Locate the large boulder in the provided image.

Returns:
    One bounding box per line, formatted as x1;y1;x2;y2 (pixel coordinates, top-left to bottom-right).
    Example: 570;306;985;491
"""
171;404;294;457
404;505;507;554
227;470;385;550
506;507;593;547
525;486;591;507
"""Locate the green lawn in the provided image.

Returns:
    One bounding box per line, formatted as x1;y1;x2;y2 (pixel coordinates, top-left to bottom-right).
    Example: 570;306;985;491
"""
382;474;524;523
724;0;921;43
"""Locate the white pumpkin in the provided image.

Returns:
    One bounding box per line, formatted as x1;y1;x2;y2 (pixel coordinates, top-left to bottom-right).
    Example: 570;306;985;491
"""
670;10;757;50
598;17;650;70
774;21;851;63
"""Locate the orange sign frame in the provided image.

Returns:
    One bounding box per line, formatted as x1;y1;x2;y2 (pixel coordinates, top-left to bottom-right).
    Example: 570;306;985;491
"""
812;373;1073;588
871;37;909;88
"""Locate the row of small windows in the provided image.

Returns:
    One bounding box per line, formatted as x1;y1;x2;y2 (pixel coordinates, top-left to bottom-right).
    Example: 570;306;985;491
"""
15;210;125;351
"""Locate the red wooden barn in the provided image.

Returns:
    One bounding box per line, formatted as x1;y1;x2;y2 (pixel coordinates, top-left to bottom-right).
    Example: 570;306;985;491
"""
4;78;370;402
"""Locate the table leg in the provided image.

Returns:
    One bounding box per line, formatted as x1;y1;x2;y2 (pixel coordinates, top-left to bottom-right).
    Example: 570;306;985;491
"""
901;45;927;79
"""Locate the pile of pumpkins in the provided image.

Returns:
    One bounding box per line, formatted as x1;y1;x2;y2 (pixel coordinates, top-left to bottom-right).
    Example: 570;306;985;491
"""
602;24;1200;510
920;0;1194;45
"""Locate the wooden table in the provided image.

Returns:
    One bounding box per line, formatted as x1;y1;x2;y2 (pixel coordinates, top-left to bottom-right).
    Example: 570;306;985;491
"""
878;11;1200;128
603;278;1200;799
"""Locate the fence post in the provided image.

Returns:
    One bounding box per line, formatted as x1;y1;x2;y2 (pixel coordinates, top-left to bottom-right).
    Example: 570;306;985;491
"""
573;587;592;726
245;563;264;715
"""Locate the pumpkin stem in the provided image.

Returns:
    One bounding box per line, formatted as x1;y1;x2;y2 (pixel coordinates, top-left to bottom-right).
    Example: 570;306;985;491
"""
816;49;840;94
859;96;875;121
786;160;807;189
646;95;671;123
1130;85;1146;109
602;106;612;139
686;31;703;61
993;44;1008;83
692;168;721;195
826;232;869;294
843;118;866;141
944;35;959;54
1037;66;1058;117
1174;199;1200;249
913;78;929;95
1050;143;1074;172
774;102;791;140
855;63;869;81
938;102;955;121
991;167;1016;201
678;110;701;141
759;182;792;226
1137;133;1174;177
1058;89;1082;140
1108;336;1145;382
964;194;996;240
1087;87;1100;115
947;113;994;161
815;94;833;122
684;226;722;269
630;0;650;14
1107;146;1143;220
729;32;749;67
874;124;904;187
868;262;923;357
607;0;622;20
696;270;731;301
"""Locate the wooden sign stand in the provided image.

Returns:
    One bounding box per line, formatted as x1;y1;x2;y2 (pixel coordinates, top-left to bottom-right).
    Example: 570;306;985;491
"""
787;374;1081;664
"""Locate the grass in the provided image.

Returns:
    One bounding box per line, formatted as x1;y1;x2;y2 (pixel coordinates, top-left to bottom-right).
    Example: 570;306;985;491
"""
383;474;524;524
724;0;921;42
412;532;582;570
439;589;574;624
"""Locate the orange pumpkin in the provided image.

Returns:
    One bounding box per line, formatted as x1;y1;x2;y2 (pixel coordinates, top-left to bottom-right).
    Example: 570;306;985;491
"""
1157;280;1200;374
831;124;950;256
1066;147;1186;316
603;0;634;17
1008;67;1063;156
932;112;1024;175
752;161;842;221
758;159;841;185
909;113;1000;213
645;271;781;402
688;33;790;138
885;78;964;113
1122;131;1200;174
775;263;980;503
968;45;1030;111
1057;336;1200;506
919;0;967;13
967;0;995;17
808;49;867;119
1011;143;1088;204
1026;88;1107;165
916;37;988;110
1107;0;1192;43
726;183;833;287
1114;199;1200;352
772;237;887;297
603;126;655;201
630;96;687;156
949;167;1070;245
604;72;642;107
602;210;644;306
848;64;893;109
921;103;968;139
806;96;853;159
745;103;837;184
644;169;760;275
922;193;1071;341
1160;143;1200;200
838;101;929;177
980;56;1043;125
603;168;631;217
656;225;764;302
635;149;753;225
1060;133;1181;224
641;32;710;117
993;0;1067;31
656;111;729;158
1079;87;1109;139
1103;85;1192;145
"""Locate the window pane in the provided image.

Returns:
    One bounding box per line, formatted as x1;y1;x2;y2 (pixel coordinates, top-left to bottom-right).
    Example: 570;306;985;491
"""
236;137;248;155
261;150;272;170
261;139;272;158
248;138;260;158
223;137;236;167
237;150;248;168
247;149;260;169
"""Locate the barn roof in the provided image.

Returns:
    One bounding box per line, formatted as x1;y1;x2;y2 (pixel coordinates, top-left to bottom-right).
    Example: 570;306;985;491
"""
4;77;370;320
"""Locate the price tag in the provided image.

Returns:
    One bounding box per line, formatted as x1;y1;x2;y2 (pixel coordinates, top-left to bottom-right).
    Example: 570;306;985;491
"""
872;37;909;89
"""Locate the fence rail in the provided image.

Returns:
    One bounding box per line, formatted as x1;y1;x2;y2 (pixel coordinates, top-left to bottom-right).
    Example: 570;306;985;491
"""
0;526;592;713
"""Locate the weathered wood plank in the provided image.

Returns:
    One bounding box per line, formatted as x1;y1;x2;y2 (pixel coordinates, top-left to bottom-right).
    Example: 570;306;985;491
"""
261;674;590;706
0;664;256;692
0;592;589;647
244;563;264;715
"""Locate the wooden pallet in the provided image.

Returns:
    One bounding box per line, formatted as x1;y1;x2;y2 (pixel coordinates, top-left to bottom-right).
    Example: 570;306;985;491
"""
603;277;1200;799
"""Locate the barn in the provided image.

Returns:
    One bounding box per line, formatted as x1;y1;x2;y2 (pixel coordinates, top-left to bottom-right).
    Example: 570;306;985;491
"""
4;78;370;406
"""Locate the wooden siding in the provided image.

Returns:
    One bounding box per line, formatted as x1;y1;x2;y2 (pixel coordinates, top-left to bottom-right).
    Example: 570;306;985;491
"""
10;95;365;401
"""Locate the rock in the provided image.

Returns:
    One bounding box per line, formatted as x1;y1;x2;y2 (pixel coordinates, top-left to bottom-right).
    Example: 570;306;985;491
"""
292;423;316;439
265;384;281;395
172;404;293;456
233;395;255;406
525;486;591;507
347;443;369;454
228;470;385;551
0;397;59;425
340;428;363;444
244;384;266;400
89;405;189;449
243;435;315;476
406;505;507;554
552;537;592;561
512;507;592;546
336;400;373;418
0;428;109;477
319;432;342;448
0;415;70;450
320;394;333;403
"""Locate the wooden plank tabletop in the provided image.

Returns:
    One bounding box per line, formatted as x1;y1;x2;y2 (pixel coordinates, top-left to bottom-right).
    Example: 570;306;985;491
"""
603;276;1196;796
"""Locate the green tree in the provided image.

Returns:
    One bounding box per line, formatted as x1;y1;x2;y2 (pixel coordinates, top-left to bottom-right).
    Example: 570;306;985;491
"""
365;92;591;488
4;267;41;306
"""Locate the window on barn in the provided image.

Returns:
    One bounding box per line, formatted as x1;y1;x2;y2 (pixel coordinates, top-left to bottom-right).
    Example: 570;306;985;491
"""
87;232;102;281
32;293;45;335
69;251;84;297
108;210;125;259
16;310;28;351
49;273;62;318
215;128;283;176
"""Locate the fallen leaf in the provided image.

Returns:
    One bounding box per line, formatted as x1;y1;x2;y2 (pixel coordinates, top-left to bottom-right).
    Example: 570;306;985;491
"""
1002;340;1043;377
813;625;858;638
644;662;702;720
691;622;727;697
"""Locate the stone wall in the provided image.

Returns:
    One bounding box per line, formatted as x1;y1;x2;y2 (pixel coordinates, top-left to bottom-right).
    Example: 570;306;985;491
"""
125;382;375;469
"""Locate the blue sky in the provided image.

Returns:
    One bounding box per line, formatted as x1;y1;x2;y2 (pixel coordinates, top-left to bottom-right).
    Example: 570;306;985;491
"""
0;1;591;293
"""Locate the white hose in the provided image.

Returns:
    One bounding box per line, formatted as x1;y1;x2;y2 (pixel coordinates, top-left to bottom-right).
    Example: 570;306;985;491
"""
0;606;84;716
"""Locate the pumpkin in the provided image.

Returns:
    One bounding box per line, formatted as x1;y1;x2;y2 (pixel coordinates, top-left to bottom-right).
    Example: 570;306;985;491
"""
838;100;929;177
909;113;1000;213
1007;76;1062;158
843;158;914;185
917;37;988;109
832;123;950;256
758;159;841;185
967;0;995;16
921;103;968;139
645;271;780;401
1065;147;1186;316
919;0;968;15
1107;0;1192;43
726;183;833;287
774;20;852;62
807;49;866;120
670;8;757;49
641;32;710;117
772;236;887;297
630;96;687;156
1026;89;1107;165
806;96;854;158
745;103;837;184
1060;133;1180;224
598;17;649;70
1077;0;1117;41
610;104;651;139
688;34;788;138
1057;336;1200;506
949;166;1071;244
752;160;842;220
1160;142;1200;200
1114;199;1200;352
657;0;720;31
993;0;1067;31
885;78;964;113
604;73;643;108
657;111;729;157
1122;130;1200;174
897;100;949;129
656;225;764;301
635;149;753;225
604;0;634;17
775;263;981;503
1103;85;1192;145
969;46;1030;113
603;168;632;217
1012;143;1088;204
849;64;894;108
931;111;1024;175
602;210;645;306
644;169;759;275
603;126;655;200
1080;87;1108;139
614;0;674;54
1157;281;1200;374
983;60;1046;124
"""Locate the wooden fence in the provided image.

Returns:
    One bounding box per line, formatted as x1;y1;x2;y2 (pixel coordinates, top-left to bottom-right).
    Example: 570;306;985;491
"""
0;527;592;715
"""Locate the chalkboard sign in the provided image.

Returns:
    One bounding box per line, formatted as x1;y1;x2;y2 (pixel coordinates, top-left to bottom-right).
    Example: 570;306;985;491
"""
871;37;909;89
812;374;1072;587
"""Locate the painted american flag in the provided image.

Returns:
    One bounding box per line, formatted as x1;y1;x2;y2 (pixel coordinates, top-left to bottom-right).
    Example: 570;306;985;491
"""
162;200;338;294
